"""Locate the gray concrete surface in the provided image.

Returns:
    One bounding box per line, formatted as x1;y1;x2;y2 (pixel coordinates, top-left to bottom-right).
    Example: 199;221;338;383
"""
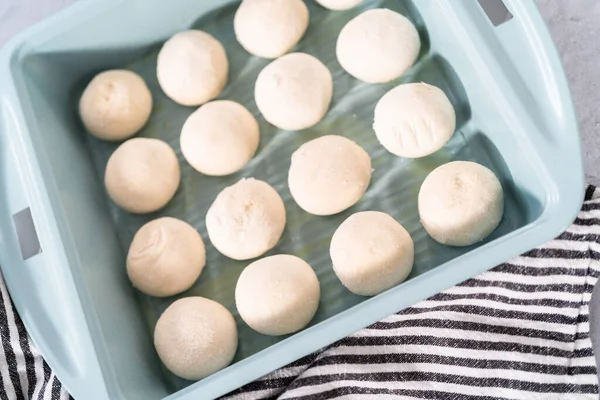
2;0;600;386
537;0;600;186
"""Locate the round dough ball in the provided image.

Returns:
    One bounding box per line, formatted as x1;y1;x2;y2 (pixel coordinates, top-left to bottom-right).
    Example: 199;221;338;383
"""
181;100;259;176
373;82;456;158
235;255;320;335
234;0;309;59
418;161;504;247
157;30;228;106
127;217;205;297
337;8;420;83
154;297;237;380
79;69;152;141
105;138;180;214
330;211;414;296
206;178;286;260
288;135;371;216
255;53;332;131
316;0;365;10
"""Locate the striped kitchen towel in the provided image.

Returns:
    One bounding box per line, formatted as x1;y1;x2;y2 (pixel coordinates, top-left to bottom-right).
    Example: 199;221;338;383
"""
0;276;68;399
1;186;599;400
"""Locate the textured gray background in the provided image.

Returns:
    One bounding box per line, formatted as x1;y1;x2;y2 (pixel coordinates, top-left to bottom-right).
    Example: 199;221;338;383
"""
2;0;600;384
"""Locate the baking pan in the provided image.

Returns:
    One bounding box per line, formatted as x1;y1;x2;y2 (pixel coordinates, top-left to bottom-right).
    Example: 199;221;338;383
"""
0;0;583;399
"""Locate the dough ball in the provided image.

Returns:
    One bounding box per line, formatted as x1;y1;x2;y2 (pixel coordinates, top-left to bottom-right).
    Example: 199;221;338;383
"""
330;211;414;296
373;82;456;158
157;30;228;106
255;53;333;131
127;217;205;297
316;0;365;10
336;8;420;83
206;178;286;260
235;255;320;335
154;297;237;380
288;135;371;216
79;69;152;141
105;138;180;214
234;0;309;59
418;161;504;247
181;100;260;176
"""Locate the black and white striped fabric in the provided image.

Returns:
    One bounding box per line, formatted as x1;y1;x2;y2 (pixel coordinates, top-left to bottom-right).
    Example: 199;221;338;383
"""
0;274;71;399
1;187;599;400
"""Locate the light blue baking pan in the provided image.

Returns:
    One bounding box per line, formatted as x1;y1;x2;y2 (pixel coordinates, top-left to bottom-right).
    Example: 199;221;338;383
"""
0;0;583;399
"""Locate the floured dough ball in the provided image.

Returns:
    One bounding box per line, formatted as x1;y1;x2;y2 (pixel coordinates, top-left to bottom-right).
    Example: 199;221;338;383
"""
180;100;259;176
337;8;420;83
255;53;333;130
157;30;228;106
154;297;237;380
79;70;152;141
235;255;320;335
373;82;456;158
234;0;309;59
316;0;365;10
127;217;205;297
206;178;286;260
288;135;371;216
105;138;180;214
418;161;504;247
330;211;414;296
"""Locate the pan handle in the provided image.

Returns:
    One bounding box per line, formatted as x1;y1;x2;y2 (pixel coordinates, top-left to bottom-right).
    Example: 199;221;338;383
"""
0;47;111;399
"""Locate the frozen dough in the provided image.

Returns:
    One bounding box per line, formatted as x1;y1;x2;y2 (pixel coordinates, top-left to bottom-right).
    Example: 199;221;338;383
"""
206;178;286;260
337;8;420;83
154;297;237;380
235;254;320;335
127;217;205;297
316;0;365;10
330;211;414;296
255;52;333;131
288;135;371;216
234;0;309;59
373;82;456;158
79;69;152;141
157;30;228;106
418;161;504;247
104;138;180;214
180;100;260;176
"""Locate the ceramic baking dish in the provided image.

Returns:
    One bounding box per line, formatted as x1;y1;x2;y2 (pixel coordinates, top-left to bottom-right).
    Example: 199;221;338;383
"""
0;0;583;399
